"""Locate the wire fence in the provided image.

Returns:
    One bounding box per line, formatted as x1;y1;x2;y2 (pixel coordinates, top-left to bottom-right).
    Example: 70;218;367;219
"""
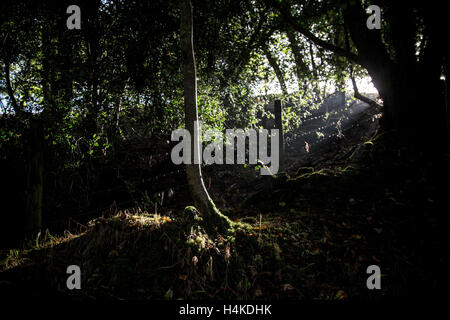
44;98;380;232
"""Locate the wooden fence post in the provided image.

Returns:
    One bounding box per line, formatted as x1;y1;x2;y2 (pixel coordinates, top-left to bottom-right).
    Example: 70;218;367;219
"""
274;99;284;172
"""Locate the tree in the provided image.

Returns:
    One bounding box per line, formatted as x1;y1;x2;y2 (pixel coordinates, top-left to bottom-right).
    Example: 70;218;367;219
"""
264;0;448;151
263;46;288;96
180;0;232;233
341;1;448;148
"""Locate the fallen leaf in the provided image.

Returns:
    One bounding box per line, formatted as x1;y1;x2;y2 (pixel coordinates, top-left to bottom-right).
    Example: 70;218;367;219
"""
282;283;295;291
335;290;348;300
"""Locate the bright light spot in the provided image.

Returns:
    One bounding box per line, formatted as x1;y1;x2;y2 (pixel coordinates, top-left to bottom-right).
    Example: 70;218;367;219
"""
346;77;378;94
252;76;379;96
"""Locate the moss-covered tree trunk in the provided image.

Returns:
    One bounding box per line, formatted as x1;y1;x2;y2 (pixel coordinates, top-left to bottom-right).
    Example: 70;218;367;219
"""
180;0;231;233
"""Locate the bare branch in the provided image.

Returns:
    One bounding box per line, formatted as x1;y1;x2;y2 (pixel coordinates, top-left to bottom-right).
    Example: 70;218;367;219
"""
4;60;22;115
263;0;360;64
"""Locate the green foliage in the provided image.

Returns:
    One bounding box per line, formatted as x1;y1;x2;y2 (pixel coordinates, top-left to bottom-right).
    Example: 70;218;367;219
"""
0;0;379;245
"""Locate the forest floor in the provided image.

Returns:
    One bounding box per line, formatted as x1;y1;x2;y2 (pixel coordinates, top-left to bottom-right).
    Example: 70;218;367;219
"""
0;125;449;300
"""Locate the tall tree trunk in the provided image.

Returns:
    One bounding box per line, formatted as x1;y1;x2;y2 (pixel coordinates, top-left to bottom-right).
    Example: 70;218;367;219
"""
180;0;231;233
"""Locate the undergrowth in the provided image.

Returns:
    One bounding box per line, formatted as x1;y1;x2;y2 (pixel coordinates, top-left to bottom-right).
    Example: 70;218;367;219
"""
1;132;448;300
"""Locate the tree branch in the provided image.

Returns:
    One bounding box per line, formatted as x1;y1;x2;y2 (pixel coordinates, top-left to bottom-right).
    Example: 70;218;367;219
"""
350;74;381;109
263;47;288;95
263;0;360;64
344;25;381;109
4;59;22;116
225;8;273;84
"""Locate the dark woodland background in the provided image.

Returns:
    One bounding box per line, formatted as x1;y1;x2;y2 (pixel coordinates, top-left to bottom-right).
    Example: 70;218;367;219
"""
0;0;448;301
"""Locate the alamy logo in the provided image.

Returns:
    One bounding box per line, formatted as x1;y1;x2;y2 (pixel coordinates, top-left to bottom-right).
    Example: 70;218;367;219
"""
66;5;81;30
366;5;381;30
366;265;381;289
66;265;81;290
171;121;279;175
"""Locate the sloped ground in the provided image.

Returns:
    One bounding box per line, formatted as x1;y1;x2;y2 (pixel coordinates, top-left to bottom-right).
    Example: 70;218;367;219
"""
1;127;448;300
202;130;449;299
0;99;448;300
